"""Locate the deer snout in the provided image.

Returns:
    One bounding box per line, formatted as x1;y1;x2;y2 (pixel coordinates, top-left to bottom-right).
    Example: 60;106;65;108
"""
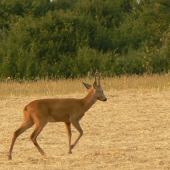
98;97;107;101
100;96;107;101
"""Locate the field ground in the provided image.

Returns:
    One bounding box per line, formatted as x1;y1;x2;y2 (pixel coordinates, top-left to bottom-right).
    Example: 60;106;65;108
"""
1;75;170;169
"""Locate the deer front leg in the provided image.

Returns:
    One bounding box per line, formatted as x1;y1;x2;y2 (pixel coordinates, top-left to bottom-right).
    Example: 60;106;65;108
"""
70;120;83;153
30;121;47;156
65;123;72;154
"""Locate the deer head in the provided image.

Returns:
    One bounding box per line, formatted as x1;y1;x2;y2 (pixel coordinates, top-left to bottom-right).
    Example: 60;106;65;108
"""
83;71;107;101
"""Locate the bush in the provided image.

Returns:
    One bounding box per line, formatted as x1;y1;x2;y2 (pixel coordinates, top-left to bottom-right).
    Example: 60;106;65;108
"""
0;0;170;79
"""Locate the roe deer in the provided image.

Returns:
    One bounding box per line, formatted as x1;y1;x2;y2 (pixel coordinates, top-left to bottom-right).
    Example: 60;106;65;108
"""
8;72;107;160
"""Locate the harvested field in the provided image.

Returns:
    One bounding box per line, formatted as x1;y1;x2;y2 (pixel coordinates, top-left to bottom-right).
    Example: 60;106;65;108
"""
1;75;170;169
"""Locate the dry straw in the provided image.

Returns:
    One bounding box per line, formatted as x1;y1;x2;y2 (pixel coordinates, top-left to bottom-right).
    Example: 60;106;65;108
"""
0;74;170;97
1;74;170;169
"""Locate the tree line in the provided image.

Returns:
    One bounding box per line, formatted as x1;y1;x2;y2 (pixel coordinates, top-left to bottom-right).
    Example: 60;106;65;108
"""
0;0;170;79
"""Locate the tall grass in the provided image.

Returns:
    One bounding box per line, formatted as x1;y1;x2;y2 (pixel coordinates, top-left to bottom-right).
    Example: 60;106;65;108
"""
0;74;170;97
105;74;170;92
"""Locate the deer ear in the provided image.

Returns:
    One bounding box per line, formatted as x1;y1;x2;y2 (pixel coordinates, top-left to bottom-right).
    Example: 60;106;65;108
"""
82;82;92;89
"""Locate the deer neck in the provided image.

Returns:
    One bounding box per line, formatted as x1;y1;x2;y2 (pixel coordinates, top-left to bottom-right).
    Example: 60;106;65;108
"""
82;88;97;112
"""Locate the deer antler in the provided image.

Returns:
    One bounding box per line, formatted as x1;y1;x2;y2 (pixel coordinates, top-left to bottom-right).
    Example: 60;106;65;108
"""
94;71;97;84
98;73;101;86
95;70;100;86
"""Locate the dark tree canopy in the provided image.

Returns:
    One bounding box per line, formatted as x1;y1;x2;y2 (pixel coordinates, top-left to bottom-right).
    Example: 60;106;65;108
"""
0;0;170;79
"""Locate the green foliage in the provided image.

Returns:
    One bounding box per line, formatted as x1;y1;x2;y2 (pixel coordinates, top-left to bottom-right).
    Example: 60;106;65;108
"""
0;0;170;79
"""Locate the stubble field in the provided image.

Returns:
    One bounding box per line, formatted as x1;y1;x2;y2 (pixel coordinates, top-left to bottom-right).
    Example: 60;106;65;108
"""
1;74;170;169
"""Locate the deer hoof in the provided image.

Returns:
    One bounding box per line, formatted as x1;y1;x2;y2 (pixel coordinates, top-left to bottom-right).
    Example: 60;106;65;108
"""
70;145;74;149
8;155;12;160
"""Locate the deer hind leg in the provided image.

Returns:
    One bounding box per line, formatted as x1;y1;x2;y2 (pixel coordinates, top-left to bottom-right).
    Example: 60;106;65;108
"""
30;119;47;156
8;116;34;160
70;120;83;153
65;123;72;154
